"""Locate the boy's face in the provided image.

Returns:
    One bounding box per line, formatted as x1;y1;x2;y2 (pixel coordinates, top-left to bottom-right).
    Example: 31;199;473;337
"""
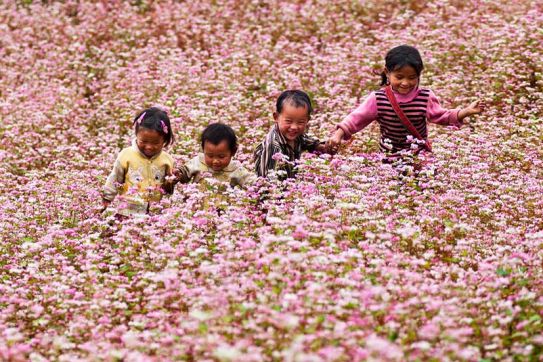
274;102;309;145
203;140;233;172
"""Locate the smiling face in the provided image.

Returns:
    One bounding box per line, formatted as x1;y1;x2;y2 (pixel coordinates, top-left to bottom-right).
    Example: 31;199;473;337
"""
203;140;233;172
386;65;420;95
136;127;165;158
274;102;310;146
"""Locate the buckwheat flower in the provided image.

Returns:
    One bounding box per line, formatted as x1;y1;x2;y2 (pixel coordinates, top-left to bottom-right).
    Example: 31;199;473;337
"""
190;309;212;321
532;335;543;345
365;334;403;360
52;336;75;350
213;345;242;361
411;341;431;351
272;152;288;162
151;104;166;113
418;322;440;340
30;304;44;317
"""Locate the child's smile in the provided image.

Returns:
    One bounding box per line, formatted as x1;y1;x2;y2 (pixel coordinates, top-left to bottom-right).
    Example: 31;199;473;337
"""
386;65;419;94
275;102;310;146
136;128;165;158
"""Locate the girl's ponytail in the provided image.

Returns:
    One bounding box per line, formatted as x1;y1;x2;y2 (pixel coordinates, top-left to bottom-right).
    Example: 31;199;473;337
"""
380;71;388;86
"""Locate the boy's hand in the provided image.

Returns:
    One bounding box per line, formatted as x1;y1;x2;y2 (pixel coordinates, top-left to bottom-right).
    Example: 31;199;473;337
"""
173;166;191;184
315;143;329;154
326;128;345;153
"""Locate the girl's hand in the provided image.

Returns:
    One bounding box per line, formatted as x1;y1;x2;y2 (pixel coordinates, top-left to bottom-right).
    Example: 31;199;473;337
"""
315;143;329;154
162;172;178;195
165;173;179;185
327;128;345;154
98;199;110;214
459;99;486;120
467;99;486;115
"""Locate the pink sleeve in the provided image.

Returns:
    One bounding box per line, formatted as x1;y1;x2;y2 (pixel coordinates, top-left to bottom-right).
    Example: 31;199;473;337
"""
426;89;462;128
337;92;378;140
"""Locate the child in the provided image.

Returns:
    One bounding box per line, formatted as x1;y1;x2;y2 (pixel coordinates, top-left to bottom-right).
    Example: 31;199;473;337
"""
174;123;255;188
327;45;485;160
102;107;175;216
254;89;331;179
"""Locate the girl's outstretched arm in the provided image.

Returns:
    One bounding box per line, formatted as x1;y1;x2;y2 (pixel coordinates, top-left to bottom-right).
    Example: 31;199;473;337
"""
327;92;378;150
327;128;345;152
427;90;486;126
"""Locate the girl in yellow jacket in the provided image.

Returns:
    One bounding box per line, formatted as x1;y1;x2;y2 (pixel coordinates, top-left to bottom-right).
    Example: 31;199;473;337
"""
102;107;175;216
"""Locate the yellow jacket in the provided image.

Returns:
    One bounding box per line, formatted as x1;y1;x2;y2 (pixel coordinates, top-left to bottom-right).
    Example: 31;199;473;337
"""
103;141;174;215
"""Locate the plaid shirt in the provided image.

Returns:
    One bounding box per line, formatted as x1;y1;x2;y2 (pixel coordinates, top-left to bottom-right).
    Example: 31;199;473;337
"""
253;124;321;179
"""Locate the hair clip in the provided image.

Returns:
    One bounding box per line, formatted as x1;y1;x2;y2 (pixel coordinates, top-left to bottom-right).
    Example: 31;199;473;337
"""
160;120;168;134
136;112;146;125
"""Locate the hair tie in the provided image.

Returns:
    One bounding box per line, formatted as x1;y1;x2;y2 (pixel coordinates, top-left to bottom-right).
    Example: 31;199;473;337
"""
136;112;146;125
160;120;168;134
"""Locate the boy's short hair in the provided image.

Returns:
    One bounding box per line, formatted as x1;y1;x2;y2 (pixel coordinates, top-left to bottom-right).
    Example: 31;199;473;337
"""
201;123;238;154
276;90;313;117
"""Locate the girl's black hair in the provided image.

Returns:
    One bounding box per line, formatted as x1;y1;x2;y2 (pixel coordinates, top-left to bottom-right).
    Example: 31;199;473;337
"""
276;90;313;117
201;123;238;154
380;45;424;86
133;107;174;147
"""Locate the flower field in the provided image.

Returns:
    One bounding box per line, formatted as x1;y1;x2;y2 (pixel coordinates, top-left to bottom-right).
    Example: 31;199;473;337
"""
1;0;542;360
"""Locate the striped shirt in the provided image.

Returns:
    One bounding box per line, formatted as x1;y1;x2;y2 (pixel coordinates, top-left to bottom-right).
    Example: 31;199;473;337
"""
338;87;461;155
375;88;429;153
254;124;321;179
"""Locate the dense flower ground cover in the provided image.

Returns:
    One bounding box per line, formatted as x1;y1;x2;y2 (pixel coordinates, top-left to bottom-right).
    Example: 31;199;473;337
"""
1;0;542;360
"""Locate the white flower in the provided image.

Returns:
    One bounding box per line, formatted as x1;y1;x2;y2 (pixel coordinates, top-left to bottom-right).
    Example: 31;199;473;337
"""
213;345;242;361
411;341;431;351
190;309;212;321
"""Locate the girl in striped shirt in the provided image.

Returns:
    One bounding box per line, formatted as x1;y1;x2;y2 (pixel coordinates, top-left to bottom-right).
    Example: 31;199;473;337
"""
327;45;485;161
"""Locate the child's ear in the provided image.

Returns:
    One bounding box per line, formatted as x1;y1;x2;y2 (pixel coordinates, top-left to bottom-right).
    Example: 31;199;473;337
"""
273;112;279;121
383;69;391;85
